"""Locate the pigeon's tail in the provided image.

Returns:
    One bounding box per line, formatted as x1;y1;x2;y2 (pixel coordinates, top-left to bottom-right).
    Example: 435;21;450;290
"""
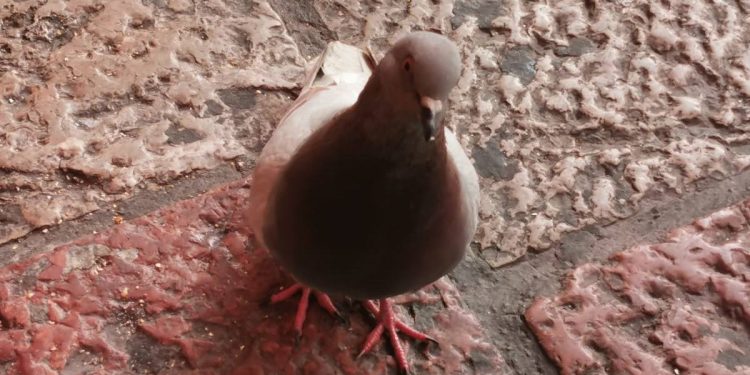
302;41;377;91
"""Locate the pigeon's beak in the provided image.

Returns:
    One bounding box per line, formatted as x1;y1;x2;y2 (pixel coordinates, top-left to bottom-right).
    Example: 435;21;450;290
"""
420;96;442;142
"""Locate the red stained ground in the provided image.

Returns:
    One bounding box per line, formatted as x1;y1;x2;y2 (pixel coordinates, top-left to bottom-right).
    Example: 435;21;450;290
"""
526;201;750;375
0;180;504;374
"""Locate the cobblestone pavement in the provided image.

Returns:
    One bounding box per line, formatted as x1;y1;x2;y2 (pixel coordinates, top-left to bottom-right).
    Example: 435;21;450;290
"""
1;0;749;374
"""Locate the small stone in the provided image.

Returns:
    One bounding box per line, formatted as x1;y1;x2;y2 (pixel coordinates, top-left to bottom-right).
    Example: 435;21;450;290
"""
472;142;520;181
451;0;505;30
165;123;205;145
500;46;537;84
203;99;224;117
217;87;257;111
64;245;111;274
555;37;595;57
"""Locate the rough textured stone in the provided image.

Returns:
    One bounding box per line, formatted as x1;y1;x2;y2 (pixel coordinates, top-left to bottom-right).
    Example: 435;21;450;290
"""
526;200;750;375
3;0;750;270
0;0;300;244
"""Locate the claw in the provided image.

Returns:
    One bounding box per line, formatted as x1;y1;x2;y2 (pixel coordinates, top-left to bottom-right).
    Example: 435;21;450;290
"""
396;321;438;344
269;283;343;339
356;323;384;359
314;290;344;322
362;300;380;316
358;299;432;373
293;288;311;336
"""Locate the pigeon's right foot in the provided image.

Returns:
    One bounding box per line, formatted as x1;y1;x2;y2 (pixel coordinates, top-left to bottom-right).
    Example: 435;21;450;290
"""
357;299;437;374
270;283;342;339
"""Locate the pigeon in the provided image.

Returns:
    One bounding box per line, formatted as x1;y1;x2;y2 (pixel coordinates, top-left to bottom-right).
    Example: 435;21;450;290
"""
246;31;479;373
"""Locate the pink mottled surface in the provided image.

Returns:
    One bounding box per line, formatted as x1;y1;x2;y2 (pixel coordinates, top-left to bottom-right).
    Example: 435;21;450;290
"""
0;180;503;374
526;200;750;375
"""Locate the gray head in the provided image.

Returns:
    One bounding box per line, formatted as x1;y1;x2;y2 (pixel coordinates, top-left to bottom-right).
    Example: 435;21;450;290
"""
375;31;462;141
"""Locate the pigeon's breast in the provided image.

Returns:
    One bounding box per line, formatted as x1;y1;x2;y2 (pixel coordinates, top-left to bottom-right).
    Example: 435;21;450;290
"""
263;128;472;299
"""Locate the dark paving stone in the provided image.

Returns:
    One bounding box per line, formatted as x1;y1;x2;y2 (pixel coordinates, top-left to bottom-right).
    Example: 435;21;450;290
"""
217;87;257;111
165;123;204;145
0;204;24;226
500;46;536;84
268;0;336;57
472;142;519;181
203;99;225;117
555;37;595;57
451;0;504;31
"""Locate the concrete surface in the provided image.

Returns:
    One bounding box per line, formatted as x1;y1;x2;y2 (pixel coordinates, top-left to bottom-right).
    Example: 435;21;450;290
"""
1;0;749;374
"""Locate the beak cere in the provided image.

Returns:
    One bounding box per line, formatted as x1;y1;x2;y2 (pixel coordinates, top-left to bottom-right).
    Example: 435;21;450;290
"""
419;96;442;142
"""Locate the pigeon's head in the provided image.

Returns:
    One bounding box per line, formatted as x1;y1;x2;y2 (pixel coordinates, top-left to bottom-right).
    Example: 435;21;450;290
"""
377;31;462;141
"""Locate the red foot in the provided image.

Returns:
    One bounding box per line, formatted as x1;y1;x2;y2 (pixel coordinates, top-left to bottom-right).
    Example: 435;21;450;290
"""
270;283;342;338
358;299;436;374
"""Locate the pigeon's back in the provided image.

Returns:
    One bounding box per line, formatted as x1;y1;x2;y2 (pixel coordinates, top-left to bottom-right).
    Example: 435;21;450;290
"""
247;42;376;249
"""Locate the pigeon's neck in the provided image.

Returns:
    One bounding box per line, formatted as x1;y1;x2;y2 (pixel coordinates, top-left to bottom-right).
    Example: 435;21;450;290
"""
335;77;448;165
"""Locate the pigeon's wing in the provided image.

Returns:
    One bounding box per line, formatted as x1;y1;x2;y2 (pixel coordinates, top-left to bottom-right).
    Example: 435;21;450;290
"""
445;128;480;244
247;42;374;248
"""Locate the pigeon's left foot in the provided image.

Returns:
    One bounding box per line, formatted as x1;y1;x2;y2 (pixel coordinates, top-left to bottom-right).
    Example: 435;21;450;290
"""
270;283;342;339
357;299;436;374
